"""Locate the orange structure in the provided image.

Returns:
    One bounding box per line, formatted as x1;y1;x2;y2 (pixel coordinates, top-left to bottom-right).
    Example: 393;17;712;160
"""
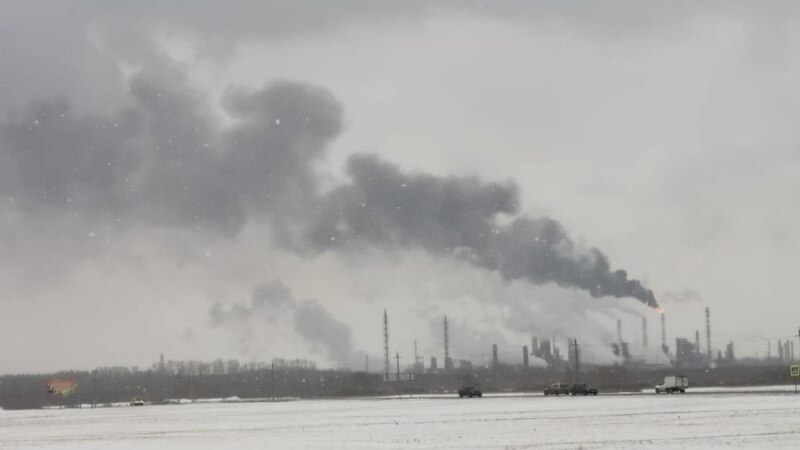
47;379;77;396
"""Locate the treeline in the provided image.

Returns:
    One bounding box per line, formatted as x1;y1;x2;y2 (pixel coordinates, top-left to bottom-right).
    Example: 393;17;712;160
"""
1;359;795;410
0;358;373;410
118;357;317;377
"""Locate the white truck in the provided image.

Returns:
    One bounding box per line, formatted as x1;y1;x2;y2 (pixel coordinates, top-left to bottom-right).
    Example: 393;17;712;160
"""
655;375;688;394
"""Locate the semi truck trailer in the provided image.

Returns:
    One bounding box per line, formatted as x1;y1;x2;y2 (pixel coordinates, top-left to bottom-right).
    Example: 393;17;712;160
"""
655;375;688;393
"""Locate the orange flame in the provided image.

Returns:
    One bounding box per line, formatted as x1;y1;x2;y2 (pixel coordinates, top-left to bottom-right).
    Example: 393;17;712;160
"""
656;307;664;315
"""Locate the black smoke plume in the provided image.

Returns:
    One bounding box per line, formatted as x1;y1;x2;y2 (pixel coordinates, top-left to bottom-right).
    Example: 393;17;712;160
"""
0;68;657;308
306;155;658;308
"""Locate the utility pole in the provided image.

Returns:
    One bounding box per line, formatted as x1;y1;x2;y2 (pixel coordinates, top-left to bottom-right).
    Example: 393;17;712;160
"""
383;309;390;382
705;307;712;359
573;339;580;383
443;315;450;372
395;352;401;398
271;361;275;401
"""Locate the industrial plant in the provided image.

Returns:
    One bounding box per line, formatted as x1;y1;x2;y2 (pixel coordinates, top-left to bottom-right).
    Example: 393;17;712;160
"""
365;305;800;399
2;305;797;411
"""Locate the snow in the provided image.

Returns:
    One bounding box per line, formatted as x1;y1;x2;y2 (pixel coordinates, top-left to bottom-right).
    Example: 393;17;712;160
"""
2;391;800;449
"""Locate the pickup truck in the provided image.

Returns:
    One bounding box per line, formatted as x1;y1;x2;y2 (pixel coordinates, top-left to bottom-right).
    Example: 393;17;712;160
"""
458;386;483;398
655;375;688;394
570;383;598;396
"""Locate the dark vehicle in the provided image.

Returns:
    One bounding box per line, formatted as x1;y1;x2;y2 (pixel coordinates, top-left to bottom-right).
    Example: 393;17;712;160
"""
458;386;482;398
570;384;598;396
543;383;571;396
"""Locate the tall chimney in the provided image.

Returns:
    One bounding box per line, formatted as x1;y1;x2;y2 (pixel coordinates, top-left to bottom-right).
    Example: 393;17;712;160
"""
617;319;623;344
492;344;499;368
642;317;648;350
705;307;711;358
660;313;668;355
695;330;700;352
522;346;529;369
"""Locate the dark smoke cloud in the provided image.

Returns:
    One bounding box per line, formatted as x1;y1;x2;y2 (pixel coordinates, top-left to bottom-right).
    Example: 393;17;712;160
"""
305;155;659;307
0;68;341;236
210;282;361;367
0;64;656;308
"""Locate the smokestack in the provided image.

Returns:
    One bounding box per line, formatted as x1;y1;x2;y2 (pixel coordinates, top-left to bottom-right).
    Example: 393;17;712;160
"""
705;307;711;358
414;340;423;373
492;344;499;368
617;319;623;344
660;312;668;355
695;330;700;353
642;318;648;350
523;346;529;369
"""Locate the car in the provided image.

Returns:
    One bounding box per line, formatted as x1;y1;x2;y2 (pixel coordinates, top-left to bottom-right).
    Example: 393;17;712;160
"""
570;383;598;396
458;386;482;398
543;383;571;396
129;398;145;406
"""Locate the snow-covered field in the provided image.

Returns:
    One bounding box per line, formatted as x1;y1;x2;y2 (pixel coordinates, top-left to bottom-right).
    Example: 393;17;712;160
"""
2;391;800;449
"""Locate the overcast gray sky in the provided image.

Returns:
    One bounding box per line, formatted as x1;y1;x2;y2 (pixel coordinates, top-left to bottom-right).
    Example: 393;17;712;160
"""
1;1;798;373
